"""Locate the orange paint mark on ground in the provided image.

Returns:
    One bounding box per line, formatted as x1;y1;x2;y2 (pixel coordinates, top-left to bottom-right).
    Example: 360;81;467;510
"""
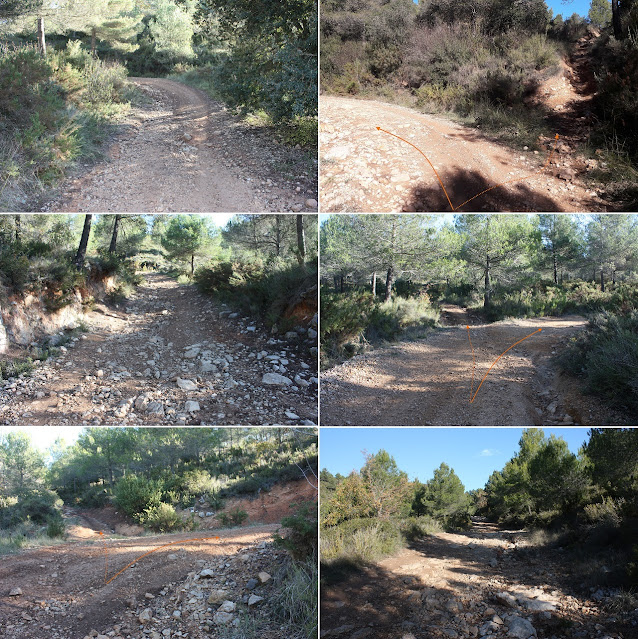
376;127;560;211
99;533;220;585
467;328;542;403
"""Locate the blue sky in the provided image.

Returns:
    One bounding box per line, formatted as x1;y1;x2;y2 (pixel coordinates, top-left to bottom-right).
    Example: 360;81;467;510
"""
320;427;591;491
411;0;590;18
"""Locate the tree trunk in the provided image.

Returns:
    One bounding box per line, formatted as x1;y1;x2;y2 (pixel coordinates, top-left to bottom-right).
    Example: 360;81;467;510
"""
74;214;92;270
484;255;491;307
371;271;376;296
109;214;122;253
274;215;282;257
334;275;339;293
612;0;623;39
14;215;20;243
600;266;605;292
191;253;195;276
91;26;97;55
340;275;344;293
384;265;394;302
552;244;558;284
37;17;46;57
296;214;306;265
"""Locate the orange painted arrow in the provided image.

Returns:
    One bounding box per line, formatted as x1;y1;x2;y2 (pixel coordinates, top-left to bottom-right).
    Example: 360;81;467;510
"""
376;127;560;211
99;533;221;585
467;328;542;403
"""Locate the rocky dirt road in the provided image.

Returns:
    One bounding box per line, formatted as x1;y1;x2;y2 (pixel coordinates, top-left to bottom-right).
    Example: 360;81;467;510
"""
319;96;607;213
0;273;318;426
0;523;286;639
321;520;632;639
321;310;627;426
44;78;318;213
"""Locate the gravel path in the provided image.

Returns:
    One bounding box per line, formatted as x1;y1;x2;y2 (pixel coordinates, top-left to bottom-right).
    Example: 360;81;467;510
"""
0;524;285;639
319;96;607;212
0;273;318;426
44;78;318;213
321;520;630;639
320;313;612;426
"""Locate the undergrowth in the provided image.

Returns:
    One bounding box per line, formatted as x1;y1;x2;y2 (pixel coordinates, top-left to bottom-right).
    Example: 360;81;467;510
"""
0;42;133;211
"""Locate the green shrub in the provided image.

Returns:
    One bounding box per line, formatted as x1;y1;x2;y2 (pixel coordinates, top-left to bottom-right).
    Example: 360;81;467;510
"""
46;514;65;538
138;502;185;532
583;497;625;528
217;507;248;527
274;501;318;560
270;557;318;639
320;518;404;564
400;515;444;541
558;311;638;414
114;475;163;520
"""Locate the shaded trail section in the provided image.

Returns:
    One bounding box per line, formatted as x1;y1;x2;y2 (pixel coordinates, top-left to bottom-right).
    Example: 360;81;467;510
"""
45;78;317;213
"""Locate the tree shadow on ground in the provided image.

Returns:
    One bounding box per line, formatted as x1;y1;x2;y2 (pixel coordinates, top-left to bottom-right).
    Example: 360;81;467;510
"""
321;524;633;639
403;167;566;212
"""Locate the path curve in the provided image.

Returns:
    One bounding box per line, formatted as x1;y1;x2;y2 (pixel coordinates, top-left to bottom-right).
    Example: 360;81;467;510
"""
0;273;318;425
45;78;317;213
321;314;596;426
320;96;607;212
322;519;621;639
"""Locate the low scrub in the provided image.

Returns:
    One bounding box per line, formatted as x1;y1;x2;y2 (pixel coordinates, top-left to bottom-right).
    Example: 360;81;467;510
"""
558;311;638;414
320;289;439;366
0;42;132;211
138;502;189;533
195;260;318;330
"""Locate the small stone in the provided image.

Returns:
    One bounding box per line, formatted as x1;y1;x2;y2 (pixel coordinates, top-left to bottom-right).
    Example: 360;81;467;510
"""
208;589;228;603
176;378;197;391
258;571;271;584
507;615;537;638
246;579;258;590
172;610;181;618
305;198;318;209
248;594;264;606
138;608;153;624
96;370;104;378
213;611;234;625
262;373;292;386
218;601;236;613
200;569;215;578
285;411;300;420
9;587;22;596
184;400;200;412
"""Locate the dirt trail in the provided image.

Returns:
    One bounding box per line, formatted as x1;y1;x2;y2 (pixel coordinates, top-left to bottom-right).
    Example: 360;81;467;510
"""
321;311;625;426
0;523;283;639
320;87;606;213
321;519;629;639
44;78;317;213
0;273;318;426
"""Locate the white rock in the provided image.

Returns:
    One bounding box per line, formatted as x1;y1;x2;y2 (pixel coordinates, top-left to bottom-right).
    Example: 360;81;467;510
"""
176;378;197;391
200;568;215;577
146;401;164;415
213;611;234;624
9;587;22;596
248;594;264;606
307;328;318;339
507;616;537;638
262;373;292;386
139;608;153;623
258;571;271;584
285;411;300;420
218;601;236;613
184;400;200;412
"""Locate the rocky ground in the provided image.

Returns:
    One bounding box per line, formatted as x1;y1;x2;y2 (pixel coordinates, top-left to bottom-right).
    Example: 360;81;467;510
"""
319;96;607;213
321;520;637;639
0;273;318;426
41;78;318;214
0;524;294;639
321;308;629;426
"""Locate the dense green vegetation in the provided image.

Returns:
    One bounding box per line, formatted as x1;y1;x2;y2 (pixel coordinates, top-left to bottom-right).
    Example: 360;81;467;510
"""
320;213;638;415
321;429;638;592
0;1;317;210
0;426;317;637
195;214;318;331
321;0;638;205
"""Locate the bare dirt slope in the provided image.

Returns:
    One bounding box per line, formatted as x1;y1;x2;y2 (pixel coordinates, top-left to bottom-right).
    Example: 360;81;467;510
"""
319;95;606;213
0;273;318;426
321;520;630;639
44;78;317;213
321;311;626;426
0;523;284;639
